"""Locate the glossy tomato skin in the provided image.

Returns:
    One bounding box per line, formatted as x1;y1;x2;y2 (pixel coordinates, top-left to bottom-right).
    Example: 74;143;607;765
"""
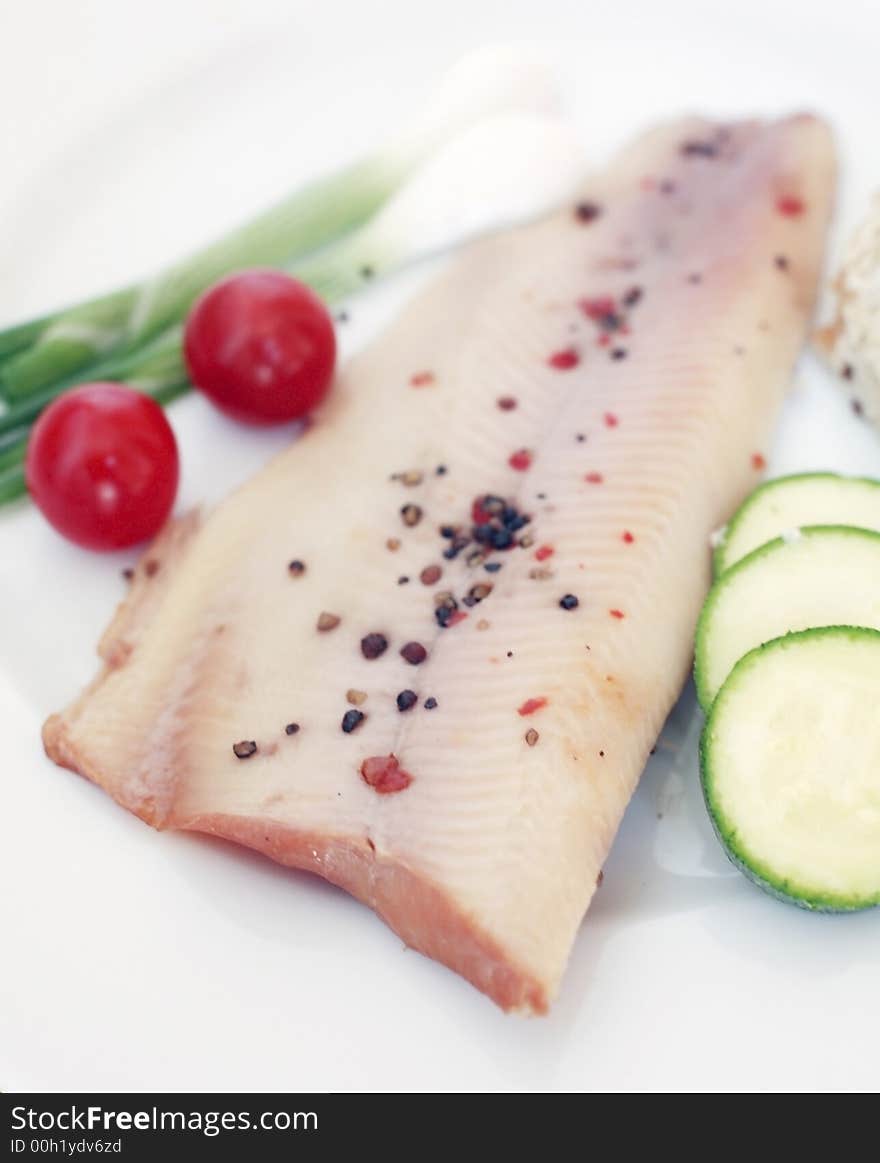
25;383;179;551
183;270;336;425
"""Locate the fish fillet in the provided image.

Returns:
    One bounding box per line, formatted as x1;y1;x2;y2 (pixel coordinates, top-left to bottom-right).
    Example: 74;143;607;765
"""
44;115;835;1013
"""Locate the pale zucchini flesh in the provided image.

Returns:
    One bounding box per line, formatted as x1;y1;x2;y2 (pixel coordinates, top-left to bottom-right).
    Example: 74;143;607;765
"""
695;525;880;708
714;473;880;575
701;627;880;911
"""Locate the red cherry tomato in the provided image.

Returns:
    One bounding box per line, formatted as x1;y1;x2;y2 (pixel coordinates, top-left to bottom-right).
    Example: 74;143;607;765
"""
25;383;179;551
183;270;336;424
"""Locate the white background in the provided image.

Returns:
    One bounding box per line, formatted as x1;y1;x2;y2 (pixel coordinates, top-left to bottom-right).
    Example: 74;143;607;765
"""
2;0;880;1093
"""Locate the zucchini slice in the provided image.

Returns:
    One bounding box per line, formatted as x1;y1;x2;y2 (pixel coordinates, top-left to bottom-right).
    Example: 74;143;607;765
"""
714;472;880;575
695;525;880;708
701;627;880;911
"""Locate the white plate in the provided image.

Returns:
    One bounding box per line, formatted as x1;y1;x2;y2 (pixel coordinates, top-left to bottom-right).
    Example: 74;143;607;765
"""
3;2;880;1093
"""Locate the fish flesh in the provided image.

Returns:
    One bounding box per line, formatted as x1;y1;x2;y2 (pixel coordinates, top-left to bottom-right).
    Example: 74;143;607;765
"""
44;115;835;1013
44;117;836;1011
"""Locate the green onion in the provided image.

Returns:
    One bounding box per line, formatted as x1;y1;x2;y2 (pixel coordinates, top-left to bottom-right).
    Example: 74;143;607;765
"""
293;113;584;303
0;435;26;473
0;313;55;361
0;159;402;403
0;323;192;440
0;110;581;452
0;435;27;505
0;425;30;455
0;49;572;512
0;47;559;406
0;464;25;506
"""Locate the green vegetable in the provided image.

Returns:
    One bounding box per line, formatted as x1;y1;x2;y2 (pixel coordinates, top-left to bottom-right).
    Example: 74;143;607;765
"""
713;472;880;574
0;157;406;404
0;313;55;361
695;525;880;708
701;626;880;911
0;191;449;449
0;49;574;512
0;109;581;508
0;47;560;406
0;434;27;504
0;200;451;494
0;465;25;506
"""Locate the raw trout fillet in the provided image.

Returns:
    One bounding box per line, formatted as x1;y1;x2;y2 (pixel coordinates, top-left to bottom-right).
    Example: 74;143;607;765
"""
45;116;835;1013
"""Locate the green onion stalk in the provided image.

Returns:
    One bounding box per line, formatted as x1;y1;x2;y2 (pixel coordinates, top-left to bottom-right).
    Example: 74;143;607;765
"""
0;148;428;507
0;195;453;505
0;47;558;406
0;50;569;509
0;191;427;463
0;159;405;404
0;438;27;505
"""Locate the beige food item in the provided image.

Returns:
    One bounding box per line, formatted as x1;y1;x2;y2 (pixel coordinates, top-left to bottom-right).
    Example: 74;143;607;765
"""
815;192;880;421
44;115;835;1013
